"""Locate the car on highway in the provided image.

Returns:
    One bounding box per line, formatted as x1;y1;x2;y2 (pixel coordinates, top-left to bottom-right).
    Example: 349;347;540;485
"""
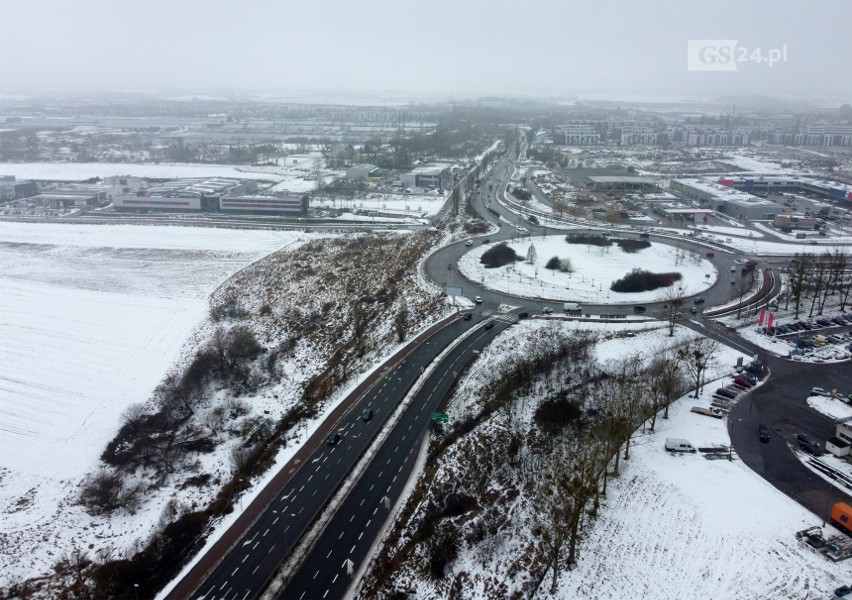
361;408;373;422
465;240;473;246
633;305;647;313
706;252;715;258
693;297;706;305
484;322;495;330
759;424;770;443
463;313;472;321
482;238;491;244
325;431;342;446
475;296;482;304
690;306;698;314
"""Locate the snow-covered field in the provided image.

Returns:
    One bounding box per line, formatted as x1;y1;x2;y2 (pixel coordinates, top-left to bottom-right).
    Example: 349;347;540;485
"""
555;385;843;599
311;191;447;218
807;394;852;420
0;222;300;586
0;162;282;182
457;235;715;304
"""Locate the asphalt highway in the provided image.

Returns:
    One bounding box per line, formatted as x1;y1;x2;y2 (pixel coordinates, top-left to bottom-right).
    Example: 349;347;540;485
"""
276;312;517;599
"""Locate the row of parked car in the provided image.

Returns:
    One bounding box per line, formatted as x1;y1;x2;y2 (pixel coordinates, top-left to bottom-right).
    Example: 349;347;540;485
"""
810;387;852;405
767;314;852;337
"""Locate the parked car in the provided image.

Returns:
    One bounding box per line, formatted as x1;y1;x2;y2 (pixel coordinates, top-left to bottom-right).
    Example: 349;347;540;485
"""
716;388;736;399
690;306;698;314
759;424;770;443
706;252;715;258
739;372;758;384
475;296;482;304
543;307;553;314
482;238;491;244
633;305;647;313
517;311;529;319
465;240;473;247
733;376;753;388
811;387;829;396
665;438;697;453
463;313;472;321
797;432;822;455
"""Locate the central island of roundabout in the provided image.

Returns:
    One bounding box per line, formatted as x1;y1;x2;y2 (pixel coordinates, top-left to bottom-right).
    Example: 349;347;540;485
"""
457;233;718;305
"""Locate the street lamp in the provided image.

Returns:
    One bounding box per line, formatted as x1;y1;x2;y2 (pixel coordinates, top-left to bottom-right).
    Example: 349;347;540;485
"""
133;584;139;600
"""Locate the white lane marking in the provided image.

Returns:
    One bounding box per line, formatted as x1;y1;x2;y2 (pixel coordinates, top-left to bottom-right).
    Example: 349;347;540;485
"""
252;565;259;575
263;528;270;537
327;549;333;558
366;519;371;528
252;541;259;550
231;567;239;576
273;517;279;525
313;570;320;580
242;554;249;564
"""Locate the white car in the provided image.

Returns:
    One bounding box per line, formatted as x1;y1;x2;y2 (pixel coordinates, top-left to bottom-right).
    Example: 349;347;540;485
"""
475;296;482;304
542;307;553;314
810;387;829;396
465;240;473;246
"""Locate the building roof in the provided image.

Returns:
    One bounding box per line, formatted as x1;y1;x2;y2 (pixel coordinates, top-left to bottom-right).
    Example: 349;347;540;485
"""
587;176;649;184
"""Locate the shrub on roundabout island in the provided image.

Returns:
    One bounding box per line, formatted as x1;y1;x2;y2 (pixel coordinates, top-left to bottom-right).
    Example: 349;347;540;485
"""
480;242;519;269
616;239;651;253
611;269;682;293
565;234;611;247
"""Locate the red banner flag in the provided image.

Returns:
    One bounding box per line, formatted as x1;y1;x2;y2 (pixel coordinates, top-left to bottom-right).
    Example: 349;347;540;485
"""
767;312;774;329
758;308;766;326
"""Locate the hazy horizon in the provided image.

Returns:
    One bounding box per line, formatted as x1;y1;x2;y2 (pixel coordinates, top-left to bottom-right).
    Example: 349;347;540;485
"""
1;0;851;103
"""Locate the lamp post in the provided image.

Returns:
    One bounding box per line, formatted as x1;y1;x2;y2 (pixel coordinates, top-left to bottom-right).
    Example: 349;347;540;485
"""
133;584;139;600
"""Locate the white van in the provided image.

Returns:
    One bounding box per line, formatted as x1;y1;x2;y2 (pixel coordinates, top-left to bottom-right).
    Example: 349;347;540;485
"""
665;438;696;453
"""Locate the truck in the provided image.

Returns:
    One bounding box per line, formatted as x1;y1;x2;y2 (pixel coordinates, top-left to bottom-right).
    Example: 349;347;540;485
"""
832;502;852;534
563;302;582;314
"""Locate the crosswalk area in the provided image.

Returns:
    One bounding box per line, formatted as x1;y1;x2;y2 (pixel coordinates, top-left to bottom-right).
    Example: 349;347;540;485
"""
481;307;519;324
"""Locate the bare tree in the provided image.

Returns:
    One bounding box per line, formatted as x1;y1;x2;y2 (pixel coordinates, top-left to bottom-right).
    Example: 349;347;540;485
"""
658;284;686;336
677;337;719;398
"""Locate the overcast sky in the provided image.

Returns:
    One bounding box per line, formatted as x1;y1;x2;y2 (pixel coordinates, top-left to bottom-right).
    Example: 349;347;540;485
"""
1;0;850;101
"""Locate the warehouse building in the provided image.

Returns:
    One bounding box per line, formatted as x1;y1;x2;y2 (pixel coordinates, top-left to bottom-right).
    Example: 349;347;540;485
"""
671;178;782;220
581;176;657;193
345;164;380;180
114;177;257;212
400;165;451;190
220;194;308;215
773;214;817;231
0;176;38;202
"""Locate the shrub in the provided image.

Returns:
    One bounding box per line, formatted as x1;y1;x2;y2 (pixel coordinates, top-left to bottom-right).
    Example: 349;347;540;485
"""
558;258;574;273
534;396;583;433
79;470;140;515
565;234;611;247
480;242;519;269
616;239;651;253
545;256;561;270
611;269;682;293
511;188;531;201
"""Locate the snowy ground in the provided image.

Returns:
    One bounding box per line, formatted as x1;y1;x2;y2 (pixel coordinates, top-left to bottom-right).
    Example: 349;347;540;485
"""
0;162;284;182
554;384;843;599
0;222;301;586
311;191;448;218
687;223;762;238
457;235;715;304
807;395;852;420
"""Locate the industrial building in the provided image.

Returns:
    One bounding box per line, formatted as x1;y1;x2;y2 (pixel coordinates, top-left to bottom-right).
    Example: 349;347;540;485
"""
773;214;818;231
670;178;783;220
581;176;657;193
0;176;38;202
220;194;308;215
400;165;451;190
114;177;257;211
345;164;380;180
719;176;852;205
553;122;600;145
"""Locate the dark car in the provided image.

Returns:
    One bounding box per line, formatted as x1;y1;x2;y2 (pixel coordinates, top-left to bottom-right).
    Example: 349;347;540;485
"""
716;388;736;399
484;322;495;330
693;297;706;305
361;408;374;422
797;432;821;455
739;372;757;385
518;311;529;319
759;424;770;443
326;431;342;446
482;238;491;244
463;313;472;321
633;305;647;313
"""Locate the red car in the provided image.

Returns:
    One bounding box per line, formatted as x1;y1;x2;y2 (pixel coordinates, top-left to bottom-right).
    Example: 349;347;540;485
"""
733;376;753;388
706;252;715;258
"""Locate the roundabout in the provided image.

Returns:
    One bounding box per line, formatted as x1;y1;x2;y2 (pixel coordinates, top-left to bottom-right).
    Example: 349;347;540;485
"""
456;234;718;305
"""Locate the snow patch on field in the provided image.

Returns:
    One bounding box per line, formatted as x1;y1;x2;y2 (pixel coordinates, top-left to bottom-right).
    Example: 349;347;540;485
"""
0;222;301;586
